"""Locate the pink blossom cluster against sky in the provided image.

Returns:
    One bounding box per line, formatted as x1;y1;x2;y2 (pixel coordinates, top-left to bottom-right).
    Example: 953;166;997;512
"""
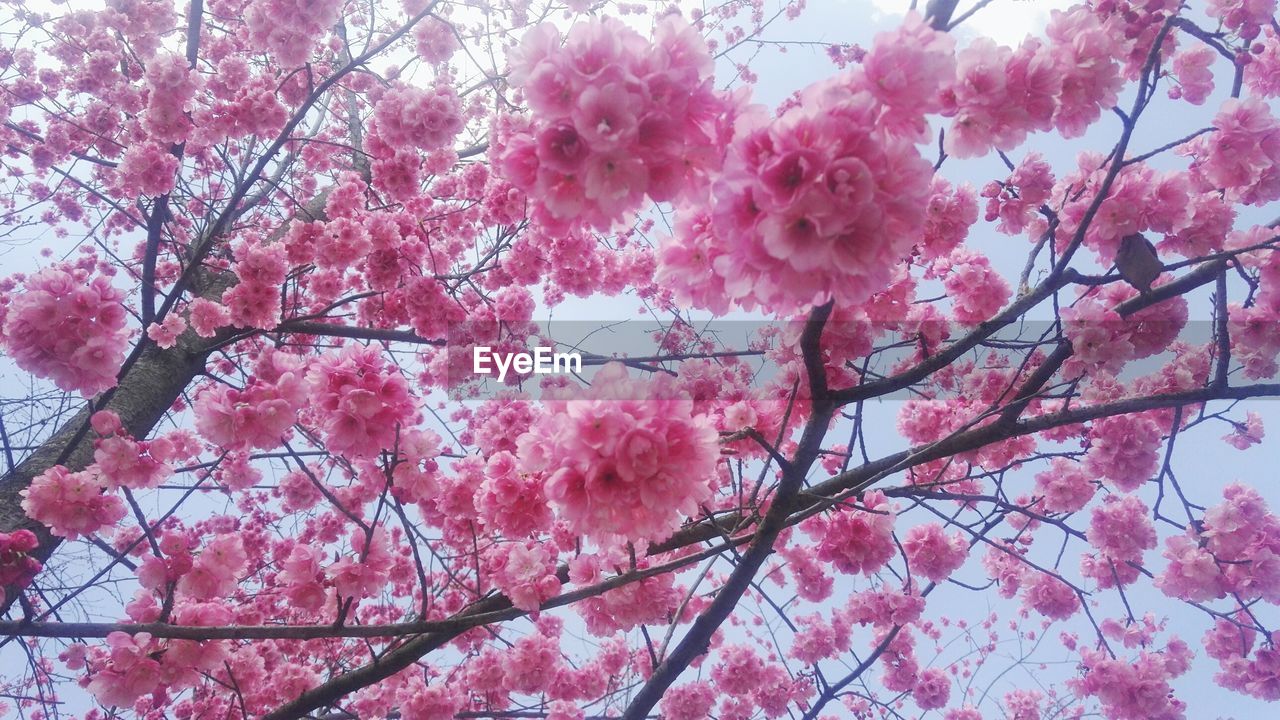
4;0;1280;719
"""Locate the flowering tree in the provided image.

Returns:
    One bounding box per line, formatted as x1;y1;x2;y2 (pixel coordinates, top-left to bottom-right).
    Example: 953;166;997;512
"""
3;0;1280;718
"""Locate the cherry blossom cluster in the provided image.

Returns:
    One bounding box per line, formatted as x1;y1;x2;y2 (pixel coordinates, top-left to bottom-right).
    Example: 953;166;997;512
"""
803;490;896;575
660;15;949;315
243;0;343;67
0;265;129;397
20;466;125;540
0;530;40;596
194;348;308;452
371;82;463;152
497;15;727;230
5;1;1280;719
1072;623;1194;720
943;6;1123;156
1186;98;1280;207
1204;615;1280;700
142;52;198;144
1157;483;1280;605
515;362;719;545
64;618;230;709
304;345;419;459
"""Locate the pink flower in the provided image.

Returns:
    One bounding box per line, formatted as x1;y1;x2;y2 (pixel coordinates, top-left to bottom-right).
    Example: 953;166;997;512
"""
1155;534;1227;602
682;72;934;314
913;667;951;710
487;541;561;612
937;247;1011;323
306;345;418;459
661;682;716;720
373;83;463;151
1034;458;1096;513
145;313;186;349
327;528;394;601
1;266;129;397
497;15;726;231
86;632;161;708
195;349;306;452
118;141;180;197
1172;45;1218;104
1021;572;1079;620
516;362;718;545
0;530;42;591
903;523;968;582
243;0;343;67
21;466;125;539
1196;98;1280;205
177;534;247;600
1083;413;1161;492
863;12;956;133
807;491;896;575
1088;494;1156;564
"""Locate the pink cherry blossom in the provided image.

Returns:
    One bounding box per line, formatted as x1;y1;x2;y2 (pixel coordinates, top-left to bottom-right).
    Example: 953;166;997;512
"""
516;362;719;545
1;266;129;396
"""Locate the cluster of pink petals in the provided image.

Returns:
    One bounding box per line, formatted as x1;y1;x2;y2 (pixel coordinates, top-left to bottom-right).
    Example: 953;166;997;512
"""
0;530;41;594
1164;483;1280;604
660;681;716;720
474;451;553;538
1206;0;1277;40
20;466;125;539
710;644;801;716
243;0;343;67
805;490;896;575
1022;572;1081;620
1083;412;1162;492
305;344;418;459
223;241;288;330
983;153;1055;236
136;532;193;592
919;177;979;261
412;16;459;64
1034;458;1097;513
195;349;307;452
516;362;719;545
176;534;248;600
1170;45;1217;104
845;588;926;628
691;41;940;314
372;83;463;152
328;528;395;601
142;52;198;144
1;266;129;396
1186;98;1280;206
1204;616;1280;700
932;247;1011;323
1088;494;1157;566
572;555;683;635
1075;644;1191;720
93;433;173;490
943;7;1122;157
913;667;952;710
67;605;231;710
276;543;327;612
902;523;969;582
789;612;852;665
498;15;726;230
1061;287;1188;377
486;541;561;612
1230;300;1280;379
